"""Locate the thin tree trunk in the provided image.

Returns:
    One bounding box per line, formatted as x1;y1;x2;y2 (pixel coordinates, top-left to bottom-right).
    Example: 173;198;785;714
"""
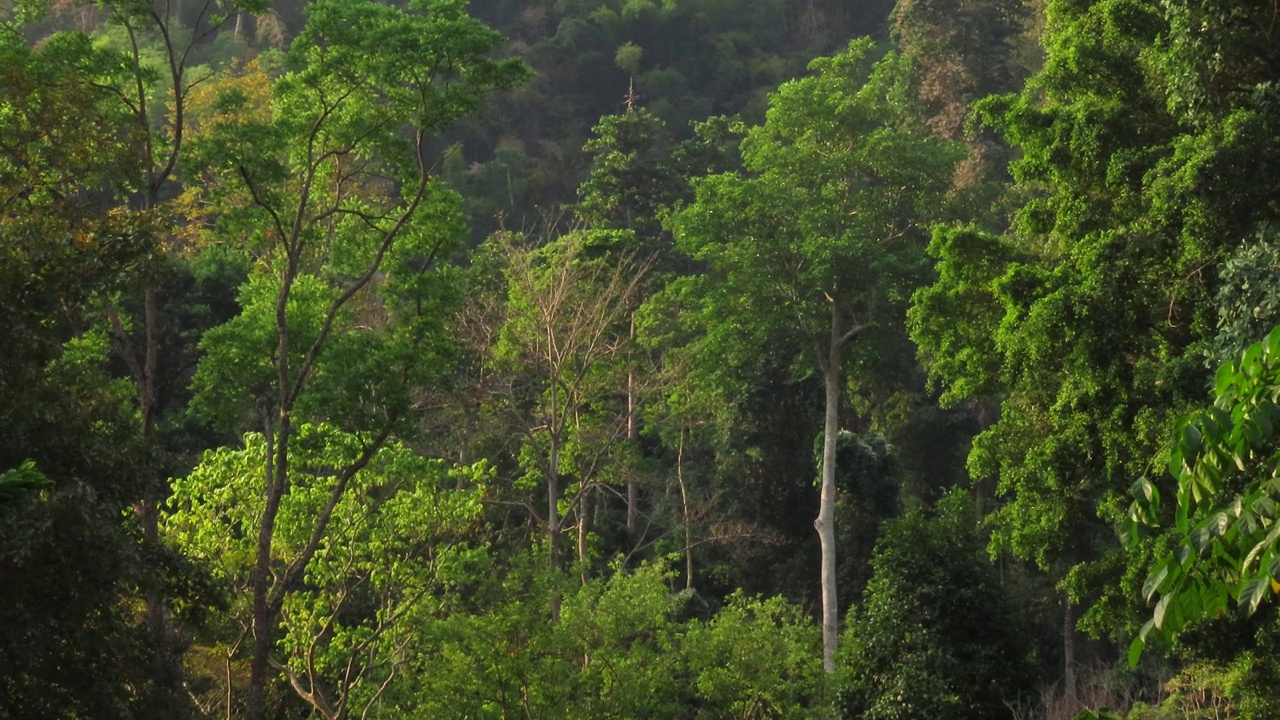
137;286;169;667
626;315;638;533
1063;593;1077;708
816;306;842;672
548;425;562;622
577;488;589;585
246;415;288;720
107;286;173;690
677;429;692;590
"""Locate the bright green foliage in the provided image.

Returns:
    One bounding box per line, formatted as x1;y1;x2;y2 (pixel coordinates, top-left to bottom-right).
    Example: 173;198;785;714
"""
683;592;825;719
1127;326;1280;661
908;225;1026;407
838;491;1036;720
176;3;529;715
908;0;1272;641
398;556;824;719
168;423;489;717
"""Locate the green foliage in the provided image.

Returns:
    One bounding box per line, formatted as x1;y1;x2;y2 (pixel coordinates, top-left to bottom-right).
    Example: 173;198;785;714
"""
1209;225;1280;368
665;37;962;417
168;424;489;717
401;556;824;719
838;491;1036;720
577;103;687;250
0;30;142;205
906;0;1280;649
0;217;202;717
684;592;825;719
908;225;1026;406
1128;326;1280;661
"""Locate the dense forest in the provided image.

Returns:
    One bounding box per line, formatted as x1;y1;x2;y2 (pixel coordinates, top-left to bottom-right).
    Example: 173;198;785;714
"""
2;0;1280;717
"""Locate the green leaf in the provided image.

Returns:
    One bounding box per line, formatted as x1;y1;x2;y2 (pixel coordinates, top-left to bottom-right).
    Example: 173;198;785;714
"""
1238;575;1270;615
1255;495;1276;518
1128;624;1150;667
1216;360;1240;396
1153;593;1172;629
1143;561;1169;602
1131;477;1157;504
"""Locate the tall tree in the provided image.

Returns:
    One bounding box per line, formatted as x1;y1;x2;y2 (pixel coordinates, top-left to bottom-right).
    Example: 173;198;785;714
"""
491;229;648;604
666;38;962;669
0;28;214;717
910;0;1280;700
575;101;691;534
180;1;527;715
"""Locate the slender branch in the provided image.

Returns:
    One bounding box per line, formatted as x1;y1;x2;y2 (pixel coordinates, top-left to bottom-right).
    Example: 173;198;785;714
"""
284;133;434;410
269;422;396;613
836;321;872;348
103;299;145;391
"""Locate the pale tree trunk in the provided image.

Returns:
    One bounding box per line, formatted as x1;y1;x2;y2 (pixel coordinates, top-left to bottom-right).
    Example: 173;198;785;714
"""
547;385;562;622
577;490;589;585
677;429;692;590
816;304;843;673
813;299;868;672
626;314;638;533
817;366;840;672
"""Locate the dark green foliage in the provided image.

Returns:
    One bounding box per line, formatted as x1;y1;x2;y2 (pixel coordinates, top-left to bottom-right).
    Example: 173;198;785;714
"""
831;431;900;604
838;491;1036;719
577;104;686;248
0;217;199;718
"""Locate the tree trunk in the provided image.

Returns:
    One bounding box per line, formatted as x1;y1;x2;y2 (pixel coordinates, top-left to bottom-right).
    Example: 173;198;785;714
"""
677;429;692;590
626;315;638;533
138;287;172;684
816;307;842;672
548;424;562;622
246;417;288;720
577;487;589;585
1063;592;1077;708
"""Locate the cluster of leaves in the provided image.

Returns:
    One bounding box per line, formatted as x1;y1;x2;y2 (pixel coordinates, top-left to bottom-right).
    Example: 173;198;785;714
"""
838;491;1037;720
168;424;490;717
1128;327;1280;662
406;557;826;720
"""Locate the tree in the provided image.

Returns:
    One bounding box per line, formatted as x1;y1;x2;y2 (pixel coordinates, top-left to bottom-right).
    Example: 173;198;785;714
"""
179;1;528;714
910;0;1280;699
13;0;273;691
838;491;1036;720
666;37;961;669
1129;326;1280;657
168;424;489;718
0;28;219;716
491;229;649;603
575;101;691;534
